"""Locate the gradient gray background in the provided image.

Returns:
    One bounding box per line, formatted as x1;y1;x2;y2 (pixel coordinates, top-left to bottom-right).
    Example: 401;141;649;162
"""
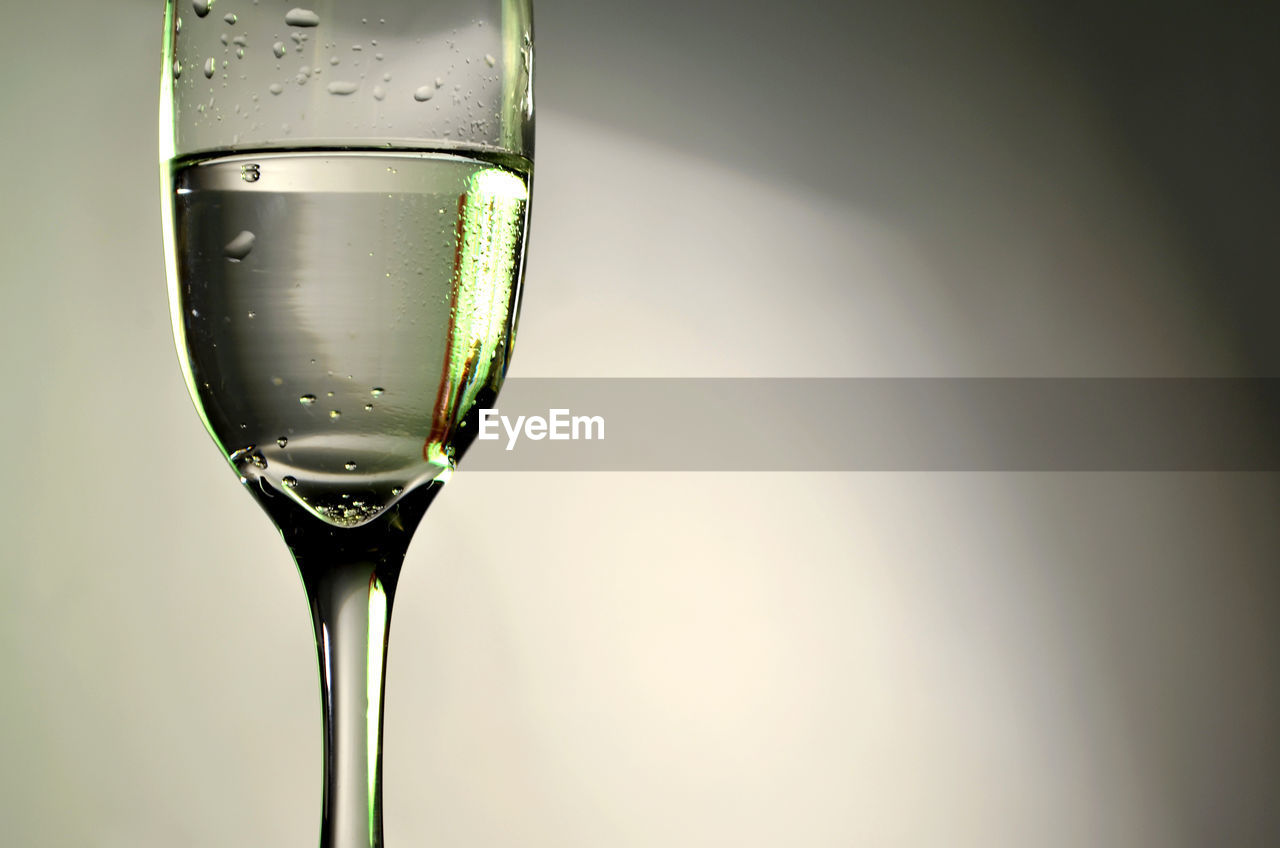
2;1;1278;845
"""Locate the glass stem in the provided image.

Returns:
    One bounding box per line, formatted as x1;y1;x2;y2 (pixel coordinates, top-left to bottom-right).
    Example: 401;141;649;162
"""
258;482;443;848
301;560;394;848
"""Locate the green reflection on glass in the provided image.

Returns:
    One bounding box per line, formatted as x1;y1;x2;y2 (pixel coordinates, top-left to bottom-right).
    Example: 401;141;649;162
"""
424;167;529;468
366;576;388;844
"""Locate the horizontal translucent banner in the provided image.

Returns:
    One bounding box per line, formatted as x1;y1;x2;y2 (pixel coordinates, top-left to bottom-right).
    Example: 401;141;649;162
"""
459;378;1280;471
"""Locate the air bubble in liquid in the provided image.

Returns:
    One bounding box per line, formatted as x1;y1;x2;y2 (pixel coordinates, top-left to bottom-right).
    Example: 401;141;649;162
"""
223;230;255;260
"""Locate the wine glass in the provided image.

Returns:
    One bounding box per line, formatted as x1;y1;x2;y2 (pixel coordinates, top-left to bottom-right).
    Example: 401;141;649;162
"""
159;2;533;846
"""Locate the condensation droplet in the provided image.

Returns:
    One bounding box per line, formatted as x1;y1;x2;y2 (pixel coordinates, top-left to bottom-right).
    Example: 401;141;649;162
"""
271;376;284;386
327;80;358;95
233;35;247;46
413;85;433;101
273;41;287;57
329;56;340;65
176;16;182;32
204;57;216;78
284;8;320;27
224;12;237;24
269;82;284;95
434;76;443;87
223;230;255;260
364;404;374;411
172;60;182;78
382;72;391;81
283;476;298;488
236;48;245;59
299;394;316;404
391;487;402;496
329;410;342;419
277;436;289;448
370;387;384;396
372;85;385;101
241;162;260;181
193;0;210;18
344;462;357;471
247;311;257;319
484;53;496;66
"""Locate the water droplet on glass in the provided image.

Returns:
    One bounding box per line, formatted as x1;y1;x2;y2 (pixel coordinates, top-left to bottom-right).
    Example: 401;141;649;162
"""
299;394;316;405
364;403;374;411
220;33;229;45
284;8;320;27
241;162;260;181
372;85;385;100
193;0;210;18
277;436;288;448
329;56;340;65
283;476;298;489
327;80;358;95
191;308;200;317
224;12;237;24
236;47;245;58
223;230;255;260
329;410;341;419
172;60;182;78
273;41;287;57
204;57;216;78
176;16;182;32
247;310;256;319
413;85;433;101
269;82;283;95
435;76;443;87
344;462;357;471
233;35;247;46
391;487;402;496
370;387;384;396
271;376;284;386
326;390;335;397
382;72;392;81
484;53;496;66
